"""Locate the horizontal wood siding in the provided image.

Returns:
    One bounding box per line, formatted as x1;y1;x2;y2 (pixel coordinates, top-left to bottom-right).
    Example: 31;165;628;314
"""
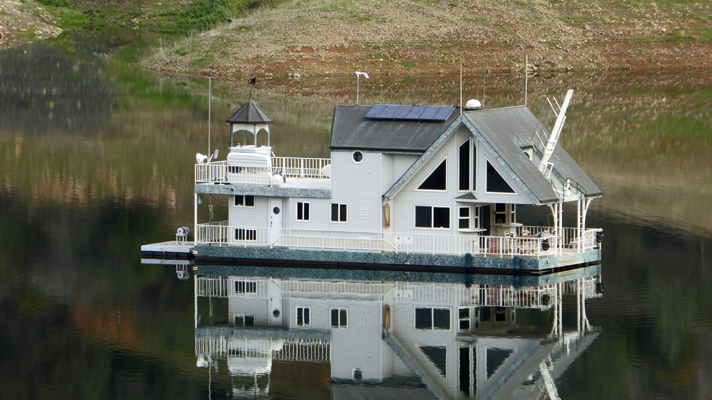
329;151;382;234
229;195;269;228
382;154;419;195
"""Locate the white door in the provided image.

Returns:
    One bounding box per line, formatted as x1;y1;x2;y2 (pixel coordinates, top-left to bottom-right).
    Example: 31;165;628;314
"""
269;199;283;244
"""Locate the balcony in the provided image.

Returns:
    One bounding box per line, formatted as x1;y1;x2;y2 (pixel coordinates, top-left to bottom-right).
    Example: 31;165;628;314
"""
195;156;331;189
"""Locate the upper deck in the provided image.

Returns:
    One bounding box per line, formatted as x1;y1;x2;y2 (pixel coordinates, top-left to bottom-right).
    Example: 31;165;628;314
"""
195;148;332;197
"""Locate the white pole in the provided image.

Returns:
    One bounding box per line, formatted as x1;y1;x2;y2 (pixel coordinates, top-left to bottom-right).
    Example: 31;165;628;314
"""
208;73;212;155
460;58;463;115
357;74;360;106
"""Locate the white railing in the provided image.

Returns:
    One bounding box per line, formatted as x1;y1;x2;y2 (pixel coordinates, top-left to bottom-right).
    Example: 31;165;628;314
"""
195;157;331;187
195;225;597;258
517;226;600;252
196;223;270;247
385;282;558;309
273;340;331;363
279;230;388;252
272;157;331;179
478;286;558;309
197;275;230;297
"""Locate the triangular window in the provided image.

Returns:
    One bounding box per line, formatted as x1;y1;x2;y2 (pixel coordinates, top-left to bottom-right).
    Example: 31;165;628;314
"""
418;160;447;191
420;346;448;378
486;161;515;193
486;348;513;378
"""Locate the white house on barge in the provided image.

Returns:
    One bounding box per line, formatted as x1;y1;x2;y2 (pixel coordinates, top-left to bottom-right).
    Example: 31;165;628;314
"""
144;90;602;272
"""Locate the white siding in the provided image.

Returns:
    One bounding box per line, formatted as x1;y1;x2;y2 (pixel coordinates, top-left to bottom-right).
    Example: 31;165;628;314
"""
381;153;419;195
328;151;383;234
229;195;269;228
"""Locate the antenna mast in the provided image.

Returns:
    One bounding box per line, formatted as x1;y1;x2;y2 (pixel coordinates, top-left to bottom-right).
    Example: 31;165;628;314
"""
525;55;528;107
208;72;211;155
460;58;463;115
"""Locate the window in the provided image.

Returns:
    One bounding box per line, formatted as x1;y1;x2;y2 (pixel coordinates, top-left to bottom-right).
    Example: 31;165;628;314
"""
415;206;450;229
235;229;257;241
459;139;477;191
234;195;255;207
296;201;310;221
494;204;516;225
458;207;470;230
459;307;471;330
235;281;257;294
331;203;348;222
330;308;348;328
352;151;364;163
415;307;450;330
296;307;310;327
234;315;255;327
418;159;447;191
486;161;515;193
420;346;447;377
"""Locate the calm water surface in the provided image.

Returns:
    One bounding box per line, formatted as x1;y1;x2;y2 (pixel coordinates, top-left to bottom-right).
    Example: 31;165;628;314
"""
1;42;711;399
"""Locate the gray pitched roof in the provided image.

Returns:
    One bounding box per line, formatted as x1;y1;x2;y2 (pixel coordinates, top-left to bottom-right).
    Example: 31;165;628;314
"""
226;99;273;124
464;106;602;200
329;105;459;152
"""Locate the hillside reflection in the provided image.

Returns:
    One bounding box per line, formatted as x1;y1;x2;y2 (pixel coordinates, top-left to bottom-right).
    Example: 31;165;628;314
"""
187;266;602;399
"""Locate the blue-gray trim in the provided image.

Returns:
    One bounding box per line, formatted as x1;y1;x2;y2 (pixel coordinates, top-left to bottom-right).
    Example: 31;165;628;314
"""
195;184;331;199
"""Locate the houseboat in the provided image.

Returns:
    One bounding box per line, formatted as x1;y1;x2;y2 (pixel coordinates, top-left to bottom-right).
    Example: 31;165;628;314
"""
142;89;602;273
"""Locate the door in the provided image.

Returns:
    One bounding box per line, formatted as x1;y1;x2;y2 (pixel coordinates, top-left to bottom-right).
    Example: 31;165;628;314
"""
269;199;283;244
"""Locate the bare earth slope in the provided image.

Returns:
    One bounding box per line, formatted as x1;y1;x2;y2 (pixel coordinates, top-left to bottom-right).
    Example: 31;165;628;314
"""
0;1;62;50
142;0;712;81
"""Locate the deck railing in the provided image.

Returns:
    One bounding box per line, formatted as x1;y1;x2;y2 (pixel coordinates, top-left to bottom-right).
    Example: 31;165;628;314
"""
195;157;331;187
196;222;270;247
196;225;599;258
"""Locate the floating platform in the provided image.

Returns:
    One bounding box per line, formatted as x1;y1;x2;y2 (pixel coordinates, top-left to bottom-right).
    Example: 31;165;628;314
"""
192;245;601;275
141;241;195;260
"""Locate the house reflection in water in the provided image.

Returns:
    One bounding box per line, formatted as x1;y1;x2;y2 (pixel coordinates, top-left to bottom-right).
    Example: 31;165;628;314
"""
191;267;602;399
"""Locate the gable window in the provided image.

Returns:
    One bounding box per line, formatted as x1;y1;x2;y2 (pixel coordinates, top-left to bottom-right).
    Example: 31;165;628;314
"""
331;308;348;328
415;206;450;229
235;195;255;207
459;139;477;191
418;159;447;191
331;203;348;222
486;161;515;193
235;281;257;294
296;201;310;221
234;315;255;327
415;307;451;330
296;307;310;327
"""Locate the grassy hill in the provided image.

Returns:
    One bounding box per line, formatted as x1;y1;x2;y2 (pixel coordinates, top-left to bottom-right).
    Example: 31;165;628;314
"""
3;0;712;81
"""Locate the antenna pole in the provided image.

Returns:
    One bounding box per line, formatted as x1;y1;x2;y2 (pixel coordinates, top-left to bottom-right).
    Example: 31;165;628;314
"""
208;73;212;155
356;74;360;106
482;73;486;108
460;58;463;115
525;55;528;107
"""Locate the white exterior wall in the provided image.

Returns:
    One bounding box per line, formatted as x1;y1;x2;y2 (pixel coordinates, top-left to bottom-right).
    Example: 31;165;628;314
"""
327;150;383;234
381;153;419;195
229;195;269;228
389;127;537;235
329;300;383;382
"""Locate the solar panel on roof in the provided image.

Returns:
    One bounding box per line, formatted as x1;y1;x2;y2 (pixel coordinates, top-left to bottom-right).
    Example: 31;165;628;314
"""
393;106;413;119
365;105;386;119
379;105;399;119
365;105;455;121
419;107;439;120
433;107;455;121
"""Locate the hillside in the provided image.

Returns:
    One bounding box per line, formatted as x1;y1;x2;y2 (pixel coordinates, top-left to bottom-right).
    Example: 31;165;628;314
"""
2;0;711;82
140;0;712;82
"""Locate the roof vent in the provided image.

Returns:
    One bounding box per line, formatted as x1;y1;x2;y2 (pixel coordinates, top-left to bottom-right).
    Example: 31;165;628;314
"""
465;99;483;110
